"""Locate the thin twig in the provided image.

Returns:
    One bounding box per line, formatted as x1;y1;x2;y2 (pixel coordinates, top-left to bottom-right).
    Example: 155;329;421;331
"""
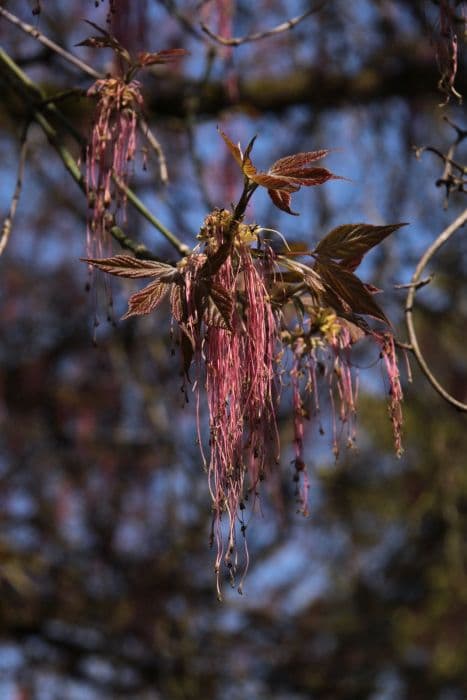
394;275;433;290
414;145;466;175
405;208;467;411
113;176;190;256
201;4;323;47
109;226;169;261
158;0;205;40
0;124;29;257
395;340;413;351
0;6;169;183
0;6;101;80
139;116;169;184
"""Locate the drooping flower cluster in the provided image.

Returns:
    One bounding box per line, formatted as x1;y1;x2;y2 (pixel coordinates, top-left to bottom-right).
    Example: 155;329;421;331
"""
85;77;143;258
80;21;187;259
199;211;279;591
283;310;359;513
84;132;406;595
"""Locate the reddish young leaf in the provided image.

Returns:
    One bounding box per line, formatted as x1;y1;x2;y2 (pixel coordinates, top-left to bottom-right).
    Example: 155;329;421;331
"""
279;167;338;187
219;130;244;168
170;284;186;324
76;36;119;49
204;283;234;330
268;270;305;283
248;171;298;191
220;131;340;216
137;49;188;66
314;223;407;262
83;255;178;280
270;150;330;174
315;259;390;324
121;280;170;319
76;20;126;55
267;188;299;215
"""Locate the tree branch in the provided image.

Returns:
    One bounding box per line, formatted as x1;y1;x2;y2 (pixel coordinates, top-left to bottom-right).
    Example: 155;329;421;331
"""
405;209;467;411
0;6;101;79
108;225;170;261
201;5;324;47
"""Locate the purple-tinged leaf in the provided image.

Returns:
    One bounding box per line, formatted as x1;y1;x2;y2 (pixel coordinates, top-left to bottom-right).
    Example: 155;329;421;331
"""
204;283;234;330
315;260;390;324
315;223;407;262
170;284;185;323
282;168;339;187
220;131;340;216
121;281;170;319
267;188;299;215
252;172;299;191
270;150;330;174
83;255;178;280
137;48;188;66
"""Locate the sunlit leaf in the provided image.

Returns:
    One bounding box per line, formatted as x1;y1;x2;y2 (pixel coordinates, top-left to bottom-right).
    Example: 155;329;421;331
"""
83;255;178;280
220;132;340;216
270;150;330;174
137;49;188;66
219;130;243;168
279;167;338;187
253;173;299;190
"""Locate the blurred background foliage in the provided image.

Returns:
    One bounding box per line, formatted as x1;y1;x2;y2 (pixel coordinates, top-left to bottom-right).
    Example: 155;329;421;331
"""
0;1;466;698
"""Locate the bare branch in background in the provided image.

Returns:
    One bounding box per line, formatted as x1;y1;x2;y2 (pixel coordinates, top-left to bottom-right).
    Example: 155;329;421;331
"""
158;0;206;39
0;6;101;80
201;4;325;47
414;117;467;207
405;208;467;411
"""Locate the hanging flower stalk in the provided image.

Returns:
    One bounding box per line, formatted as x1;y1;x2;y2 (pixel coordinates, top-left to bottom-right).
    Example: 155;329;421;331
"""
84;131;406;595
86;77;143;258
197;210;280;592
79;21;187;257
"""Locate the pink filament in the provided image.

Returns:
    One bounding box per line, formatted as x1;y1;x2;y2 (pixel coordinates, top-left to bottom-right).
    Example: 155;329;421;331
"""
195;232;278;589
85;79;143;258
